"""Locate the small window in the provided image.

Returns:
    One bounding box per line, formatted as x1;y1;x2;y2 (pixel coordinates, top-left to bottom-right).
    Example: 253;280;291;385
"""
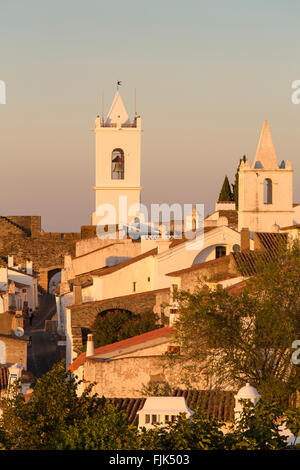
264;178;273;204
216;246;226;258
171;415;177;423
165;415;169;423
111;148;124;180
133;282;136;292
145;414;150;424
152;414;157;424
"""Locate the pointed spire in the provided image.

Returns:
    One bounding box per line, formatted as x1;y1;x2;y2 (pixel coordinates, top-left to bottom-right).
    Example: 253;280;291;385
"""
252;120;278;170
106;91;129;124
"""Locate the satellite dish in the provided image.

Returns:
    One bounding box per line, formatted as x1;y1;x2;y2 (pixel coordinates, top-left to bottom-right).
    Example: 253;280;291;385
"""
232;244;240;253
14;327;24;337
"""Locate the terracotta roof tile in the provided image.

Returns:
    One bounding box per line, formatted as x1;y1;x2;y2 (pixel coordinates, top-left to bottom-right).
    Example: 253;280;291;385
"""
166;255;233;277
99;389;235;424
90;248;158;278
0;366;8;392
69;326;174;372
68;287;170;309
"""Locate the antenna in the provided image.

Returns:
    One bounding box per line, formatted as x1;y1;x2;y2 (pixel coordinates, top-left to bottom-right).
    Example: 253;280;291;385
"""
101;92;104;123
134;88;137;118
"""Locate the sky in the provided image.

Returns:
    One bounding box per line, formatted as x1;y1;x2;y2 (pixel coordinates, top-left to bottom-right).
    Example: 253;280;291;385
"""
0;0;300;232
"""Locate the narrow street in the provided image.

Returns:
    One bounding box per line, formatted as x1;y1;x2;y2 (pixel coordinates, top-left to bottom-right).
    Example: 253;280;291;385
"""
24;294;65;378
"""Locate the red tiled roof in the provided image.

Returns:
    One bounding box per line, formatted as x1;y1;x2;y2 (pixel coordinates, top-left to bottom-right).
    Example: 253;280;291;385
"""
69;326;174;373
280;224;300;231
90;248;158;278
97;389;235;424
169;227;216;249
67;287;170;309
0;366;9;392
166;255;233;277
256;232;287;255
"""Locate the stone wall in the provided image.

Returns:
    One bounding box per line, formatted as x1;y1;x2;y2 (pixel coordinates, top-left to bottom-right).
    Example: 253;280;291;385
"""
0;335;28;369
0;237;77;272
69;288;170;353
173;255;239;292
83;355;207;398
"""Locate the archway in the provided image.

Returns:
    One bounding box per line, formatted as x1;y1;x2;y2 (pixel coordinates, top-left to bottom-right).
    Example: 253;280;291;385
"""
48;268;62;294
192;244;227;265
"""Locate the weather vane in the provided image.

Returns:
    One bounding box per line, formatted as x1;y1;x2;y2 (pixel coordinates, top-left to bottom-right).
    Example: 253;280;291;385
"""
117;81;122;90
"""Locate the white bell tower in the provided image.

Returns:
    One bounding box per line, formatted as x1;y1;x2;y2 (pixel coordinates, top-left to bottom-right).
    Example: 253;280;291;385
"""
238;120;294;232
91;91;142;230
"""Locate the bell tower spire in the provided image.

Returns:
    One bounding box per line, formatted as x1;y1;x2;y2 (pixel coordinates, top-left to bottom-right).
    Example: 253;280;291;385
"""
238;121;293;232
92;89;142;232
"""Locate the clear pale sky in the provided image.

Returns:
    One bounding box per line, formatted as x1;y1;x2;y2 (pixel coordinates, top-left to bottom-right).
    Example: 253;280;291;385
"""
0;0;300;231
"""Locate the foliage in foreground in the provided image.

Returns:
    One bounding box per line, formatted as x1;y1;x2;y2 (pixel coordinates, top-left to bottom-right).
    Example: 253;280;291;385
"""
0;361;299;450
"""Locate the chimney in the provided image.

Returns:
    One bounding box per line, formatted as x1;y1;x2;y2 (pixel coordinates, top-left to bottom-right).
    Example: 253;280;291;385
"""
240;228;250;252
26;260;33;275
86;334;95;357
8;255;14;268
73;283;82;305
192;204;197;232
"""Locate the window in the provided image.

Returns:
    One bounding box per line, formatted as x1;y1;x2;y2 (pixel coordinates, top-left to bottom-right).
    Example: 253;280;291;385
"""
171;415;177;423
145;414;150;424
165;415;169;423
111;148;124;179
264;178;273;204
133;282;137;292
216;246;226;258
167;345;180;354
152;414;157;424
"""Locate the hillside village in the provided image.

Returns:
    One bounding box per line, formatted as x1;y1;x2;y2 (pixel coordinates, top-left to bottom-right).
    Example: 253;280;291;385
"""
0;91;299;434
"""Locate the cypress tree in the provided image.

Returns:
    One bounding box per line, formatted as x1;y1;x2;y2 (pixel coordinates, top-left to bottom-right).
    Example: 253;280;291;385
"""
218;175;233;202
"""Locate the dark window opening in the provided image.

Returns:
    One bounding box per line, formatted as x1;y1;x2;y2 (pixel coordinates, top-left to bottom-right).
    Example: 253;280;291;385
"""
111;148;124;180
216;246;226;258
264;178;273;204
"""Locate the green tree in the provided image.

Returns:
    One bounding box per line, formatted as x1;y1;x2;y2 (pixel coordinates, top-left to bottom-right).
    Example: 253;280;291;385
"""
218;175;233;202
91;310;161;348
170;241;300;403
225;400;287;450
0;361;98;450
56;404;139;450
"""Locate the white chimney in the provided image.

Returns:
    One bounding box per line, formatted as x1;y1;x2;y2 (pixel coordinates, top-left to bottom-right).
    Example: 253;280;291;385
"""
86;334;95;357
8;255;14;268
234;383;261;423
169;311;179;326
26;260;33;275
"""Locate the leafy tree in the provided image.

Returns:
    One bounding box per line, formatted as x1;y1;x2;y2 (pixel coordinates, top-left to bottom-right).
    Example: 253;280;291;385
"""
56;404;139;450
139;410;227;450
140;380;173;396
225;400;287;450
218;175;233;202
232;155;246;209
170;241;300;403
0;359;296;450
91;310;162;348
0;361;98;450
